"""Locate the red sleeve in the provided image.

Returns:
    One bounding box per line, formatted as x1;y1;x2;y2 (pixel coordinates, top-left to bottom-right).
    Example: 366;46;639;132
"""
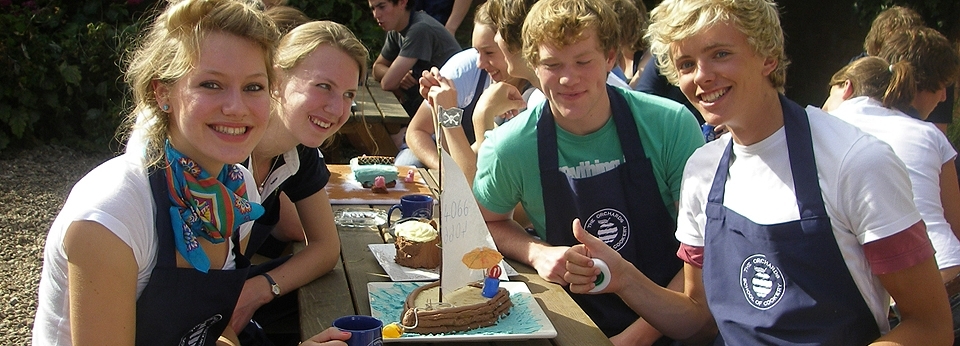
862;221;935;275
677;243;704;269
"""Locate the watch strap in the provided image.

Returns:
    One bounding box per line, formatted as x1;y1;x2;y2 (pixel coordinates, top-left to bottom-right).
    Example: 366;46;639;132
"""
261;273;281;298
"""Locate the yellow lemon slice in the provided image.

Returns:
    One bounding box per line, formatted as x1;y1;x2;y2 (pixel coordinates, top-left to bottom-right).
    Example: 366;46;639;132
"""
382;322;404;338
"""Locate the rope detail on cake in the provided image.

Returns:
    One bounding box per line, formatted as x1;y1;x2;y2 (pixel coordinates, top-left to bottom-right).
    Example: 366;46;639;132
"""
399;308;420;329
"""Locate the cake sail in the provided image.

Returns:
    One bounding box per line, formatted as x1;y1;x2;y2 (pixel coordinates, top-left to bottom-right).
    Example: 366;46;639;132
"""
438;149;506;298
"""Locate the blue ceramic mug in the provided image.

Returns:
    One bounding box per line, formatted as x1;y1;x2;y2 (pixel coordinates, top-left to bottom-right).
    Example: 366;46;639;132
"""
387;194;434;226
333;315;383;346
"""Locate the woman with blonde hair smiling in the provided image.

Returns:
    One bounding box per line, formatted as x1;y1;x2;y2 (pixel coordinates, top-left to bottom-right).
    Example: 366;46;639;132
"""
33;0;279;344
232;20;369;346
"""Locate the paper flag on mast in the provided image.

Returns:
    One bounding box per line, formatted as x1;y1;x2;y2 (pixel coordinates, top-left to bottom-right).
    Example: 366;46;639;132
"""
439;149;506;298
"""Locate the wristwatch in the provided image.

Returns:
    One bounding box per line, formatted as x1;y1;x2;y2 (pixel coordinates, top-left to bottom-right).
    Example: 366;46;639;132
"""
439;106;464;128
261;273;281;298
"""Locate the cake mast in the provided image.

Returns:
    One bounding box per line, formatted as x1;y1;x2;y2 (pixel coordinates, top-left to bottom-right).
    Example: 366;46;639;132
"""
436;146;506;298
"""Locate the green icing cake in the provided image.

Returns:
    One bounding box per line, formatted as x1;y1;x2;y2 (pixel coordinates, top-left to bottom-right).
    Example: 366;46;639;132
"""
350;157;399;186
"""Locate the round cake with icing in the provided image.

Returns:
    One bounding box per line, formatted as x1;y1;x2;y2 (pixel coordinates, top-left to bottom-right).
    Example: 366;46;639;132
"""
393;219;441;269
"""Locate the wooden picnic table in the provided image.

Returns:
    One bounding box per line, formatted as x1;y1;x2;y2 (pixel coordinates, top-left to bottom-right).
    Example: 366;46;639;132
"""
336;78;411;158
295;166;612;346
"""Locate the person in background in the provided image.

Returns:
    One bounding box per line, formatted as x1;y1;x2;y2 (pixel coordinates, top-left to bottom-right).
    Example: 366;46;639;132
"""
415;0;472;36
369;0;461;167
404;1;529;172
860;5;955;135
862;6;924;57
234;21;369;346
875;27;958;134
823;54;960;342
32;0;279;344
265;5;310;34
473;0;704;343
609;0;651;90
824;55;960;282
369;0;461;119
635;58;704;125
262;0;287;10
564;0;952;344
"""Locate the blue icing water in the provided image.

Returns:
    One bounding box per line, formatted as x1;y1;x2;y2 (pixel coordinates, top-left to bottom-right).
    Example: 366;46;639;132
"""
369;282;542;337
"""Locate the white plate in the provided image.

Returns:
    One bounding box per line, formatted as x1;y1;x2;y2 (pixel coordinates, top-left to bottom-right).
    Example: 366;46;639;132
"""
334;208;387;228
368;281;557;342
368;244;518;282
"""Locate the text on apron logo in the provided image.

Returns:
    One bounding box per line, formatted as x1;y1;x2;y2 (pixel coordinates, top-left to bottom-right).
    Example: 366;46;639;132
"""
584;208;630;251
740;254;785;310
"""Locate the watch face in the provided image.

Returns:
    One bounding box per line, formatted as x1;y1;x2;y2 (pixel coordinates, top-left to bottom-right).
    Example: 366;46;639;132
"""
271;285;281;296
440;108;463;128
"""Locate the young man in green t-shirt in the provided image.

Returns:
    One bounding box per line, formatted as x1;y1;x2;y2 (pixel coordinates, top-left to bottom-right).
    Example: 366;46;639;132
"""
472;0;703;342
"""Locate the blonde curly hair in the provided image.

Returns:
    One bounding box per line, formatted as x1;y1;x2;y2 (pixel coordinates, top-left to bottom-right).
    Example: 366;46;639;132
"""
521;0;620;67
646;0;789;92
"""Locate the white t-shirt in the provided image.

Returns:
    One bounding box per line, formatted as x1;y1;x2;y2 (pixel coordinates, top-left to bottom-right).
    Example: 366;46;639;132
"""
438;48;546;125
830;96;960;270
32;151;258;346
676;106;921;333
439;48;490;109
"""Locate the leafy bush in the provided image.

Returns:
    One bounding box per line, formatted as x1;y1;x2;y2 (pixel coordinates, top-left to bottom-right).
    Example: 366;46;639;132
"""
286;0;386;63
0;0;393;154
0;1;151;153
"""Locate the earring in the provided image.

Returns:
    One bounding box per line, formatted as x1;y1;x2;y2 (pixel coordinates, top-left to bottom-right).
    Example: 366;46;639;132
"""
162;104;170;112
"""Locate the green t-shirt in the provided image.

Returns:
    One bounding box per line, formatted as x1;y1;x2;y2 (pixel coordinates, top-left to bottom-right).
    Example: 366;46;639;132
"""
473;87;704;238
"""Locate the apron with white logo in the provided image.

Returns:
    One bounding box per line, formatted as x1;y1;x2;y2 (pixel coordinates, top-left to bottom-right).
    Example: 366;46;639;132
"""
538;86;681;338
703;95;879;345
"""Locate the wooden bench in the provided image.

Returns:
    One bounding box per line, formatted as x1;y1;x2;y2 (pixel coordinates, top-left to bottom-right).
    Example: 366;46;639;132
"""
336;79;411;157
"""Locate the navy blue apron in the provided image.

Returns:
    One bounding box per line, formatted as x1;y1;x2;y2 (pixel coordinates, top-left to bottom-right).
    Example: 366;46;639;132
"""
137;169;251;346
703;95;880;345
538;85;682;338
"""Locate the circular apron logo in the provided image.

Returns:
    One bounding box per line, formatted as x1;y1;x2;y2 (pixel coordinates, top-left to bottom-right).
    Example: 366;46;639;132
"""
740;254;785;310
583;208;630;251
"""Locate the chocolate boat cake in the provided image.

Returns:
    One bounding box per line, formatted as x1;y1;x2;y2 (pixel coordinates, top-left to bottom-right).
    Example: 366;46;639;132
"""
399;281;512;334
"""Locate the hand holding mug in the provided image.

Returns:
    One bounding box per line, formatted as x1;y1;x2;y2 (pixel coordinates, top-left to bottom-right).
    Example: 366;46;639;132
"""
333;315;383;346
301;327;351;346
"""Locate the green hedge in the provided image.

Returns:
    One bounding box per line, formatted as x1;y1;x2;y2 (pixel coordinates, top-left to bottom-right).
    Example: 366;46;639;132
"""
0;1;150;153
0;0;390;154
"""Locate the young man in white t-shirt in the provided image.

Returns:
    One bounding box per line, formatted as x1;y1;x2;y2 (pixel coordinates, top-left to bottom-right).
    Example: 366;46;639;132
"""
563;0;953;344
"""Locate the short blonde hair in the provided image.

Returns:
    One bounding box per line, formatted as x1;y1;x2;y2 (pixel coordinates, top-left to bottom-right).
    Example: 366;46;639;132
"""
521;0;620;67
124;0;279;167
646;0;789;92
